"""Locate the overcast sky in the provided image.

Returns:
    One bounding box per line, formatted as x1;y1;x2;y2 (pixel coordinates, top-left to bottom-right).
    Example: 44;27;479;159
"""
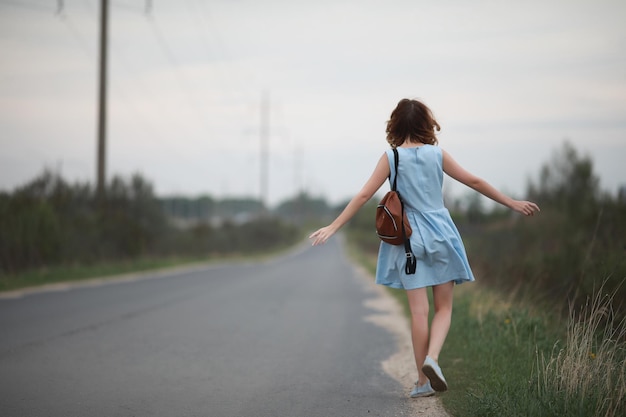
1;0;625;206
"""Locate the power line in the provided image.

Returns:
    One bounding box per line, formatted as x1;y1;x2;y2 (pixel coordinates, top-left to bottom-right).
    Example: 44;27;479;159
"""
0;0;53;12
107;79;197;165
110;46;205;143
145;14;215;134
57;2;209;144
57;13;93;57
53;2;206;147
184;0;244;91
4;0;263;197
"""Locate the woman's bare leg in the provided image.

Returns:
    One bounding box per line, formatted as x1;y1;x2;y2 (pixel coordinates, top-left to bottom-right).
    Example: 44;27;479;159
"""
427;281;454;361
406;287;430;385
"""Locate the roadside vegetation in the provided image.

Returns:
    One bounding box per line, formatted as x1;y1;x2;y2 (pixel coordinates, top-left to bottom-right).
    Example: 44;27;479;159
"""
0;171;329;292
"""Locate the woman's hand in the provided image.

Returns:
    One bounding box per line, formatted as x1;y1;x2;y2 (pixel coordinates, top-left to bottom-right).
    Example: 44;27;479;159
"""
510;200;540;216
309;226;337;246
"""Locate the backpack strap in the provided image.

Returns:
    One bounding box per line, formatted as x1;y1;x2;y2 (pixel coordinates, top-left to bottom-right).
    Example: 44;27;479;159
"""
402;217;416;274
392;147;417;275
391;148;399;191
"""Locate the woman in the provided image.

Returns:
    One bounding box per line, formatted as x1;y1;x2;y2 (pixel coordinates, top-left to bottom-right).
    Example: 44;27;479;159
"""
309;98;539;397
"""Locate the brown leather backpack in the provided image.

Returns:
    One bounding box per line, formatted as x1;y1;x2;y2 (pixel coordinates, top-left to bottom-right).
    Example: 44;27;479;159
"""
375;148;417;274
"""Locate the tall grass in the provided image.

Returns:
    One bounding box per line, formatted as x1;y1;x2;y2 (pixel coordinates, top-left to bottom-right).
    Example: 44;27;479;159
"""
345;238;626;417
535;287;626;417
435;281;626;417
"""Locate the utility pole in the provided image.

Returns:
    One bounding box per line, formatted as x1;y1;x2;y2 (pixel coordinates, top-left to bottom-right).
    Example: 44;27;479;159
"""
96;0;109;201
260;91;270;212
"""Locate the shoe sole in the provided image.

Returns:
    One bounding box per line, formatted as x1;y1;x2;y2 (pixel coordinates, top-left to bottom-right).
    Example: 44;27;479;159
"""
422;364;448;392
410;391;435;398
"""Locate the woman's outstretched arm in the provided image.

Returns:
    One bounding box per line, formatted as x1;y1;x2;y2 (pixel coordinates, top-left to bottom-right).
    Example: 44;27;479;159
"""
442;149;540;216
309;153;390;245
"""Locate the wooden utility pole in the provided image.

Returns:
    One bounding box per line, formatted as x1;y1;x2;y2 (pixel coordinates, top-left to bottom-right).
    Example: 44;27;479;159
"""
96;0;109;200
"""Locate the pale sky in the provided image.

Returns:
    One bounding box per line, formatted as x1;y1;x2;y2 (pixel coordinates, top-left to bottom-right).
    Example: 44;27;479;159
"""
1;0;625;207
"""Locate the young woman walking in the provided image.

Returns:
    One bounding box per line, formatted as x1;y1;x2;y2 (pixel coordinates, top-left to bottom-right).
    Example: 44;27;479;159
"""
309;98;539;397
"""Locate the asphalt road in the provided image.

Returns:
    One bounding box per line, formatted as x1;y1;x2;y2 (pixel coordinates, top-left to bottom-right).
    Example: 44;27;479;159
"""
0;239;416;417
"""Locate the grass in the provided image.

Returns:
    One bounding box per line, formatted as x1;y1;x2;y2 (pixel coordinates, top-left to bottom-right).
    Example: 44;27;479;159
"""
345;237;626;417
534;289;626;417
0;241;306;293
0;256;211;293
441;284;556;416
441;283;625;417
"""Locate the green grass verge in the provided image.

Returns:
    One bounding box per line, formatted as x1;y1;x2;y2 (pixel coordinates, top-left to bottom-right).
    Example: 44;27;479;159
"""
0;256;210;293
345;236;625;417
441;284;557;416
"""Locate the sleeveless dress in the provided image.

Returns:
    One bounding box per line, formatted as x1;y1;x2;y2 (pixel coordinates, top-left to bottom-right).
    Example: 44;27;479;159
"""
375;145;475;290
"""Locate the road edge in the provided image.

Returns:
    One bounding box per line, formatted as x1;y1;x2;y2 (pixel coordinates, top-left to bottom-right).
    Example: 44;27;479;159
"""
350;261;451;417
0;240;313;300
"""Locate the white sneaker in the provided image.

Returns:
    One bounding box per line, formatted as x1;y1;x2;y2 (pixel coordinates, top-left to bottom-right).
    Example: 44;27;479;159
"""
410;380;435;398
422;355;448;392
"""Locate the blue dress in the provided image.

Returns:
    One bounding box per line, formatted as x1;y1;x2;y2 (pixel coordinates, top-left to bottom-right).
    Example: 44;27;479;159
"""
375;145;475;290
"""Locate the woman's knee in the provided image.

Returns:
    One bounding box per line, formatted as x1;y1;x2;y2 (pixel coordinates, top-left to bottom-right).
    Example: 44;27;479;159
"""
411;305;430;322
406;288;430;319
432;282;454;312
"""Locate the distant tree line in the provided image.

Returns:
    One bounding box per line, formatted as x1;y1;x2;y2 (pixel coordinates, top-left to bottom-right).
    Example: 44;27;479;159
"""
0;171;316;275
159;191;336;227
345;142;626;320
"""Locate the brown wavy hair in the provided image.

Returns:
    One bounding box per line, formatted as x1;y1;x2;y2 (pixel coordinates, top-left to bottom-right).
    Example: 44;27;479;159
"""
386;98;440;147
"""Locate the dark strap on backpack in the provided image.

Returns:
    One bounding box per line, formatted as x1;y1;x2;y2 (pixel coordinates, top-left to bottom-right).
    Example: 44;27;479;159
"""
391;148;399;191
391;148;417;275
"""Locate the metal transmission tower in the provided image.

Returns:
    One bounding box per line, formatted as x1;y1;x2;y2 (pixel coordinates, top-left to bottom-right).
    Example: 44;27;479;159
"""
260;91;270;211
96;0;109;201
